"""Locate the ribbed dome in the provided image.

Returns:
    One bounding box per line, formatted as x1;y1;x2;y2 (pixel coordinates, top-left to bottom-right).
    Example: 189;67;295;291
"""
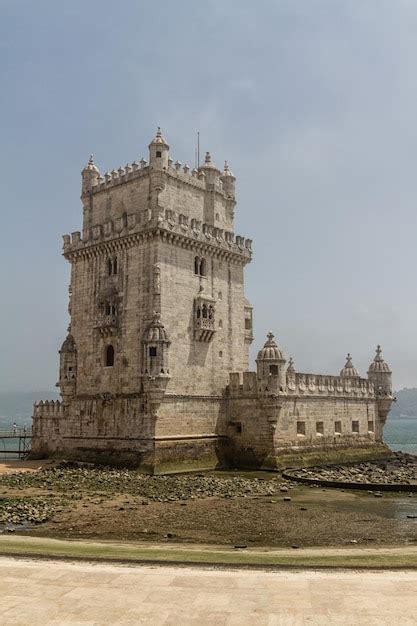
144;312;170;343
221;161;235;178
199;151;219;171
149;127;169;147
340;353;359;378
60;333;76;353
368;346;391;374
82;155;100;174
257;332;286;361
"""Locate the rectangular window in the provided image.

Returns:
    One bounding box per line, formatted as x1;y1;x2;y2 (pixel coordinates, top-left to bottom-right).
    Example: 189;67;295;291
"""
245;318;252;330
297;421;306;436
368;421;374;433
334;420;342;435
352;420;359;434
156;151;162;158
235;422;242;433
316;421;324;436
149;347;157;357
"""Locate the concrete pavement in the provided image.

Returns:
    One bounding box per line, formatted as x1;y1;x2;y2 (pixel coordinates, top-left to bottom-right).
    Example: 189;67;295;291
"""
0;557;416;624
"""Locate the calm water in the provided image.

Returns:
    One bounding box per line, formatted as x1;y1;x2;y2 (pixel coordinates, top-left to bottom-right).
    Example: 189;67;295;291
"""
384;417;417;454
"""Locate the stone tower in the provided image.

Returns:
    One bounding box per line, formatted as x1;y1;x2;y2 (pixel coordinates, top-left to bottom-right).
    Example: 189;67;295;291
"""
33;129;253;471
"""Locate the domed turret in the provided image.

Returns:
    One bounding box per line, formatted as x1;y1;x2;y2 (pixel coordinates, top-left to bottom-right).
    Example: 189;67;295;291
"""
340;353;359;378
367;345;393;433
256;332;287;393
220;161;236;199
199;151;221;185
148;127;170;170
58;331;77;402
81;155;100;194
367;345;392;395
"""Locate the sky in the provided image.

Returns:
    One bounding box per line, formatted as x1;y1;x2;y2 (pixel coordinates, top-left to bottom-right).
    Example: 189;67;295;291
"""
1;0;417;392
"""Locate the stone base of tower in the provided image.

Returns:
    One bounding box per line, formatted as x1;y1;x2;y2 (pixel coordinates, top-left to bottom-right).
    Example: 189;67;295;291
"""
152;436;225;474
223;440;392;471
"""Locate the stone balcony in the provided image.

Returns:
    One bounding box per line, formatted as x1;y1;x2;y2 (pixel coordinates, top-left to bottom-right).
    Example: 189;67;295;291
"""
94;314;118;336
194;317;215;342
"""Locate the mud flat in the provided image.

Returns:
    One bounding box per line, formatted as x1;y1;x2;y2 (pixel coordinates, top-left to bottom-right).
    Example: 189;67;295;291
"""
0;460;415;549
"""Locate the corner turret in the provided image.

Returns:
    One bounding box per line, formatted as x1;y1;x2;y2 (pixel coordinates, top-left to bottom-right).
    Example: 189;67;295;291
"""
220;161;236;199
81;155;100;195
256;332;287;395
58;330;77;402
199;151;221;186
148;127;170;170
367;345;393;435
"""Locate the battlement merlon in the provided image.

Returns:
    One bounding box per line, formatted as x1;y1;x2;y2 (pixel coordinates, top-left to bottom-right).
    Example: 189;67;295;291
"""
80;130;237;232
62;218;252;264
81;156;236;201
227;370;376;399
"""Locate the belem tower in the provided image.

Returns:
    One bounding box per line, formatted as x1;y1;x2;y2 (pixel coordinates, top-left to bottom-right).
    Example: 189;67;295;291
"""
32;129;394;472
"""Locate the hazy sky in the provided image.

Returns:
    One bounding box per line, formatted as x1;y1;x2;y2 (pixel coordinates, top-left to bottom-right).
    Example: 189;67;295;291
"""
1;0;417;392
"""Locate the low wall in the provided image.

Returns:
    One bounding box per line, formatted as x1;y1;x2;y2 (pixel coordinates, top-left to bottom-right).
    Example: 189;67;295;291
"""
282;469;417;492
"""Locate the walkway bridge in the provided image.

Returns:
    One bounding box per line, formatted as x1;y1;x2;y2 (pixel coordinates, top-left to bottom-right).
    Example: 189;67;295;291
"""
0;429;32;459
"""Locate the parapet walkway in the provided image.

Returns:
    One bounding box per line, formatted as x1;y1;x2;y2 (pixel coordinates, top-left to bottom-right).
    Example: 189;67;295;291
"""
0;555;416;624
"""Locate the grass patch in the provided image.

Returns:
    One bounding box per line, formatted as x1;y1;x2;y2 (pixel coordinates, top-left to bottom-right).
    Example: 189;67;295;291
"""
0;536;416;569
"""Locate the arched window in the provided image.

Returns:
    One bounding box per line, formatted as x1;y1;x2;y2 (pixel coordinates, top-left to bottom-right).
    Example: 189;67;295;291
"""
107;257;118;276
202;304;207;319
194;256;200;275
199;258;206;277
105;345;114;367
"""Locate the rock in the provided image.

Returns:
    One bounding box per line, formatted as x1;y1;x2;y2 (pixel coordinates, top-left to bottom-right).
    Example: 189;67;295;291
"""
280;486;288;493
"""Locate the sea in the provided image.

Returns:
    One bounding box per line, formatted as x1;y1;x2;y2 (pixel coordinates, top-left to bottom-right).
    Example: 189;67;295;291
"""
0;397;416;458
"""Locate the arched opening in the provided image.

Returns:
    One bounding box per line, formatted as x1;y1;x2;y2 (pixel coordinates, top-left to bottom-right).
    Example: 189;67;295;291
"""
194;256;200;275
107;257;118;276
105;345;114;367
202;304;208;319
269;364;278;376
199;258;206;276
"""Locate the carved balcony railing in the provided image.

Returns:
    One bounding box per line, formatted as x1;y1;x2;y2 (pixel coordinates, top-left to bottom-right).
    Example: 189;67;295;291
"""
194;316;215;342
94;314;118;336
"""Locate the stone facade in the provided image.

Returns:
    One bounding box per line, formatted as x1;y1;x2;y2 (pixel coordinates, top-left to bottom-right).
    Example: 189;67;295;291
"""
32;129;394;471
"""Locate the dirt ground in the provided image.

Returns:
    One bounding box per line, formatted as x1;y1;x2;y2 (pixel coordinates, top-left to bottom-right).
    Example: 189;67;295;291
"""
0;462;416;548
